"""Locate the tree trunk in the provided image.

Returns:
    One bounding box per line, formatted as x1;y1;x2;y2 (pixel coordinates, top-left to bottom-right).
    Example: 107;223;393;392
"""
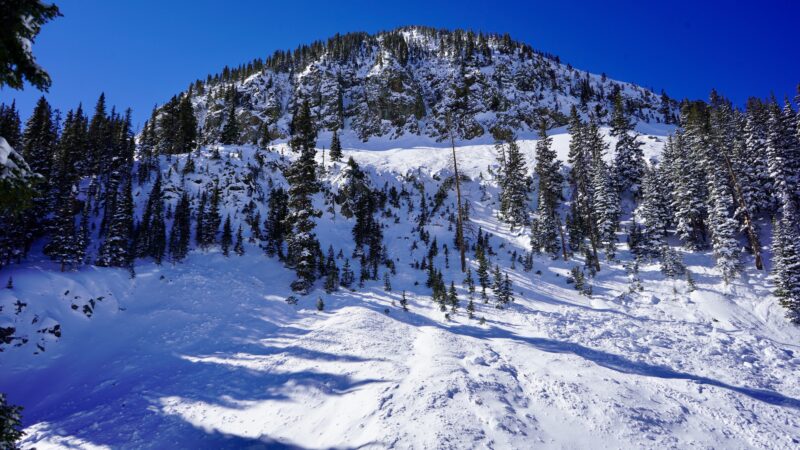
721;150;764;270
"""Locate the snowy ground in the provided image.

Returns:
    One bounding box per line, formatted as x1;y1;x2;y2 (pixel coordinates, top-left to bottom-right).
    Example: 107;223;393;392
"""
2;127;800;449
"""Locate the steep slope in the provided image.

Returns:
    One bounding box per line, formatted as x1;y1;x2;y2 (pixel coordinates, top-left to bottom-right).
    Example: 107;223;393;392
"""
2;128;800;449
164;27;675;146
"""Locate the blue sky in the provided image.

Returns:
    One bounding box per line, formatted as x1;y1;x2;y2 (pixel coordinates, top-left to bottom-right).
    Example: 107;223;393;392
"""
1;0;798;129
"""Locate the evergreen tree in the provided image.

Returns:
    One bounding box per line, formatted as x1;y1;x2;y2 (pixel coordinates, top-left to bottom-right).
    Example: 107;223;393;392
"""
531;120;563;257
221;215;233;256
234;224;245;256
264;187;289;258
324;246;339;293
0;0;61;90
464;266;475;297
637;165;671;256
340;258;354;289
96;177;134;269
0;393;24;449
169;192;191;262
610;91;645;192
475;242;490;299
772;215;800;322
400;290;409;311
285;101;321;293
199;184;221;248
0;102;22;149
497;135;529;227
383;272;392;291
176;93;198;153
660;246;686;278
137;173;166;263
220;93;240;145
448;281;458;312
329;129;343;162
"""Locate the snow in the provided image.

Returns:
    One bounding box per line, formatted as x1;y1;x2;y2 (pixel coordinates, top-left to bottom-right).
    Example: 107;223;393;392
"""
2;126;800;449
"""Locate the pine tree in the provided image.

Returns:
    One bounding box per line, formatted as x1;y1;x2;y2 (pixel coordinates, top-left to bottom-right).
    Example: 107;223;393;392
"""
610;91;645;192
324;246;339;293
566;108;601;271
773;203;800;322
498;135;530;227
448;281;459;312
169;192;191;262
340;258;354;289
234;224;245;256
137;173;166;263
400;290;409;311
0;392;24;449
531;121;563;257
383;272;392;291
0;102;22;149
464;267;475;297
660;246;686;278
264;187;289;258
220;93;240;145
97;177;134;269
0;0;61;90
329;129;343;162
637;165;671;256
199;184;221;248
176;93;198;153
591;157;620;259
285;101;321;293
221;215;233;256
475;243;490;299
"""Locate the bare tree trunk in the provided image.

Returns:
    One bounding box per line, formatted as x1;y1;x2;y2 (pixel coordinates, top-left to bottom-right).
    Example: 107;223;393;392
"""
721;151;764;270
451;130;467;273
554;210;569;261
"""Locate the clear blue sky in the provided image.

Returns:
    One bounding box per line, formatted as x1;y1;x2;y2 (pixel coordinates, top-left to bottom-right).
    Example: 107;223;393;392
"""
1;0;798;130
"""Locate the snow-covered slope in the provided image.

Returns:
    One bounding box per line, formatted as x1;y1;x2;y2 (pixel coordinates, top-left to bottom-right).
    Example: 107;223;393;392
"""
2;126;800;449
181;26;675;144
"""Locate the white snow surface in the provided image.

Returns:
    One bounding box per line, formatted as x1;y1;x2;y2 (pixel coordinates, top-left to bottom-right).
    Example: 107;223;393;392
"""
2;126;800;449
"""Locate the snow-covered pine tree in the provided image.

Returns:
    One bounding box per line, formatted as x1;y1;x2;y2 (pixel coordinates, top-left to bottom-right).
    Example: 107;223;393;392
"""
169;192;191;262
329;129;342;162
497;135;529;227
96;177;134;270
531;120;563;257
637;165;671;256
669;108;708;250
220;89;240;145
234;224;245;256
610;91;645;193
264;187;288;259
285;101;321;293
221;215;232;256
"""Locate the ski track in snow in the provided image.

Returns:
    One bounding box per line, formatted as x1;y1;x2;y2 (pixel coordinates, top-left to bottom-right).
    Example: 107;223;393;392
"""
2;129;800;449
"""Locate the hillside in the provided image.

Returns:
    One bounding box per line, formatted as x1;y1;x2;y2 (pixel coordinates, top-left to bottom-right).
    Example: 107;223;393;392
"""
2;26;800;450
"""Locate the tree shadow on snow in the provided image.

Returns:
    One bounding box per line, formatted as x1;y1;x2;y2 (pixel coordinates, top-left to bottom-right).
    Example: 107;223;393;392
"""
359;300;800;411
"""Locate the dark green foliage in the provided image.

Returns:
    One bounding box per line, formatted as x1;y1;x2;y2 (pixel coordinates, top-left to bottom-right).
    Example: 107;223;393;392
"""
0;1;61;91
264;187;288;258
329;129;342;162
286;101;321;293
0;101;22;148
234;224;245;256
0;393;24;449
169;193;192;262
136;174;166;263
220;91;240;145
221;215;232;256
